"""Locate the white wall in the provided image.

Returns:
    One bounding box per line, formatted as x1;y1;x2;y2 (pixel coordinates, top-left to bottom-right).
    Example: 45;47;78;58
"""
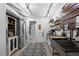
35;17;50;43
25;20;30;41
35;17;52;46
19;19;25;48
0;3;7;56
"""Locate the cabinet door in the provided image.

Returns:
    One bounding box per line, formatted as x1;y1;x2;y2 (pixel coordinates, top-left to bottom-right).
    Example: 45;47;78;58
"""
10;39;13;51
9;36;18;55
14;38;17;48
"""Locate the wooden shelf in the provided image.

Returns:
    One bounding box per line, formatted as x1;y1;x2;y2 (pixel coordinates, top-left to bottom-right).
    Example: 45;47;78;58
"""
8;23;15;26
8;16;15;37
8;28;15;30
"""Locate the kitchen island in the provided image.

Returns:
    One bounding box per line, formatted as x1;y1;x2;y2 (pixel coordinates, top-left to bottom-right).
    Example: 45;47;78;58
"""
48;36;79;56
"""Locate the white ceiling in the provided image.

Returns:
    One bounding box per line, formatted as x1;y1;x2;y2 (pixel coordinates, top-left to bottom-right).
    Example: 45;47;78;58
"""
29;3;50;17
7;3;65;20
21;3;65;19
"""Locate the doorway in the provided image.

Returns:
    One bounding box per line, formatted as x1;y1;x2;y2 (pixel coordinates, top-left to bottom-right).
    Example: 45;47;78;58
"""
29;21;36;40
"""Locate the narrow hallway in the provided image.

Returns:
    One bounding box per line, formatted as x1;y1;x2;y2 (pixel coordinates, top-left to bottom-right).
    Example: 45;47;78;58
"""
12;40;52;56
1;3;79;56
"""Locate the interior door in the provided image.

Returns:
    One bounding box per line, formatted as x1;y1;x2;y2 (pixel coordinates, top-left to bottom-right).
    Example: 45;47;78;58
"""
29;21;36;40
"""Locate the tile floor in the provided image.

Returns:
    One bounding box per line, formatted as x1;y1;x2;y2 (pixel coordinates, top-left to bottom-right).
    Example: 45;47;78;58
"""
19;43;47;56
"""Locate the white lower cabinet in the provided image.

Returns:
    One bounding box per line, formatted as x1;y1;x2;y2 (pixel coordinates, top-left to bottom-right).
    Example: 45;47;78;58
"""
8;36;18;55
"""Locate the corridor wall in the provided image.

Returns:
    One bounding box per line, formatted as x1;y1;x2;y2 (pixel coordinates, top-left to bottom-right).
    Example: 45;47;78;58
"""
0;3;7;56
35;17;51;45
24;19;30;41
19;19;27;48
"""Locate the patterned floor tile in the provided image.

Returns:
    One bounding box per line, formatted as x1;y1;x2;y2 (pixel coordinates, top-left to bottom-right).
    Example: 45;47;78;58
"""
19;43;47;56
